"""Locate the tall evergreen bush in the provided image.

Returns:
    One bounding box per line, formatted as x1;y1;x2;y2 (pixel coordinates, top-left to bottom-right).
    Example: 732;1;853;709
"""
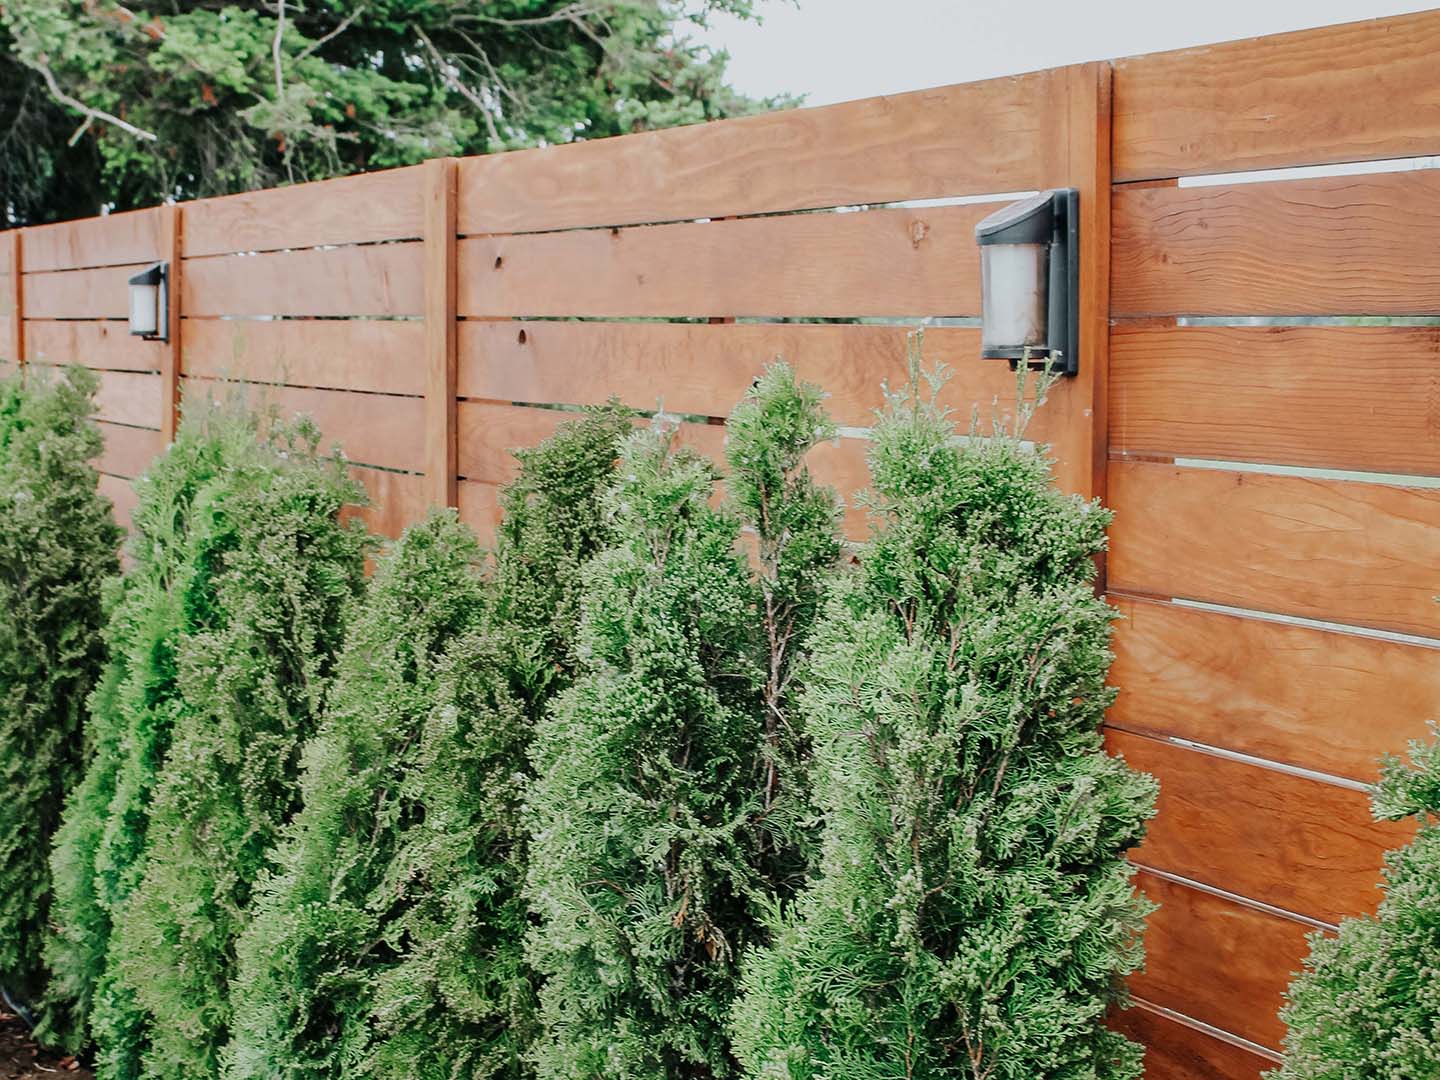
0;367;119;1040
1271;730;1440;1080
228;403;633;1080
730;359;1157;1080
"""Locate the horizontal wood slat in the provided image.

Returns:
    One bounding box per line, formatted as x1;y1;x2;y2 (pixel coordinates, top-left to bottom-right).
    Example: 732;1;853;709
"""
457;69;1066;234
457;205;989;319
1108;730;1409;926
25;320;160;371
345;466;429;540
23;265;147;319
0;319;13;360
1112;173;1440;316
1110;323;1440;474
90;369;162;429
95;422;164;479
183;318;425;396
1107;461;1440;638
1113;9;1440;180
1133;871;1314;1052
181;379;425;473
1111;1005;1274;1080
183;166;425;257
456;480;502;548
182;244;424;317
22;209;161;272
97;472;137;530
1109;595;1440;783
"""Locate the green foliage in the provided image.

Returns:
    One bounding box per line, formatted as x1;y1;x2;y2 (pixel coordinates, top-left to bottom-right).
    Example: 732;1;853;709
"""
730;357;1157;1080
228;404;632;1080
0;367;119;1039
1;0;792;223
1271;729;1440;1080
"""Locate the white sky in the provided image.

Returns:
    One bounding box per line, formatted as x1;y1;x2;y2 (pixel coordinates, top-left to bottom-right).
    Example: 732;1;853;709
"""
699;0;1439;106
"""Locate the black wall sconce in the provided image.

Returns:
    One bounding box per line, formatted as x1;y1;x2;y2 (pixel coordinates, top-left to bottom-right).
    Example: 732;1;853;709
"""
128;262;169;341
974;189;1079;376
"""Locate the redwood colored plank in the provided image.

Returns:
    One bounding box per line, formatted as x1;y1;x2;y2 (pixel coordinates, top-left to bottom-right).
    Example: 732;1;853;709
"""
457;205;989;319
345;466;428;540
23;263;149;319
1132;871;1315;1052
97;472;137;530
1107;461;1440;638
456;480;502;549
1113;10;1440;180
457;68;1068;234
182;243;424;317
22;208;162;272
95;421;165;479
1110;323;1440;475
183;166;425;257
0;318;14;363
25;320;160;372
1112;174;1440;317
91;369;162;429
423;158;459;509
181;378;425;473
1111;1005;1275;1080
1108;595;1440;783
182;318;424;396
1107;730;1411;926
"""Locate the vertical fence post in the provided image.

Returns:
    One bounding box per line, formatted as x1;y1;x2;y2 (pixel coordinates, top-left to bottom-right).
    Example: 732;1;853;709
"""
4;230;22;368
159;204;183;442
423;157;459;511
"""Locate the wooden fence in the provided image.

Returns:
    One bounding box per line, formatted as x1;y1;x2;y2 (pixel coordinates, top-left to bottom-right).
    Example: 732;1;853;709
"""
5;9;1440;1078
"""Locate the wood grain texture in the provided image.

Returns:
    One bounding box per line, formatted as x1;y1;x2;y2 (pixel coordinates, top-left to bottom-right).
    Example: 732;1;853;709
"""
1111;1005;1275;1080
182;318;424;395
1108;595;1440;783
3;232;19;363
423;158;458;509
1108;461;1440;637
1113;9;1440;180
456;480;502;548
457;68;1067;234
22;208;162;272
95;421;165;479
182;243;424;317
92;369;162;429
97;472;137;530
1110;323;1440;474
23;263;148;319
1132;870;1315;1052
183;166;425;257
1112;173;1440;316
24;320;160;371
159;204;181;441
181;378;425;473
457;205;989;319
345;466;427;540
1108;729;1411;925
0;316;13;364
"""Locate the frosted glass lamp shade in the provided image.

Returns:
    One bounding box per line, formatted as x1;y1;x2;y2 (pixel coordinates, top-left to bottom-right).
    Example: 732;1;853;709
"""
979;242;1048;357
127;263;167;340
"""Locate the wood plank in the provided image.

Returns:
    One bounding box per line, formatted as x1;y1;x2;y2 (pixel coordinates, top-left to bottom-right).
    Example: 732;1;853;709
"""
182;318;424;395
91;369;162;429
1111;1005;1275;1080
181;379;425;473
1113;10;1440;181
3;231;19;362
159;205;181;442
423;158;458;509
345;466;427;540
1110;323;1440;474
95;421;164;479
22;208;161;272
24;320;159;371
1108;461;1440;637
1107;729;1411;926
23;263;149;320
1109;595;1440;783
457;68;1067;234
457;205;989;319
1132;871;1315;1052
97;472;137;530
183;166;425;257
0;317;14;365
456;480;502;549
182;243;424;317
1112;173;1440;316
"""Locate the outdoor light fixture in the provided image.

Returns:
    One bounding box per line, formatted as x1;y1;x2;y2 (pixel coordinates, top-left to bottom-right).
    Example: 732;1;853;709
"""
127;262;169;341
974;188;1079;376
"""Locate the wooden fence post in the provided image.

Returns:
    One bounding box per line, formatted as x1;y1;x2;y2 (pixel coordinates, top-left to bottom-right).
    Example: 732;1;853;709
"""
4;230;21;367
423;157;459;510
159;204;183;442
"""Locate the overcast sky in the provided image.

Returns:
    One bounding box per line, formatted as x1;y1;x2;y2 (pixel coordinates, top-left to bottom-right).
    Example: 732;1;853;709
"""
699;0;1437;106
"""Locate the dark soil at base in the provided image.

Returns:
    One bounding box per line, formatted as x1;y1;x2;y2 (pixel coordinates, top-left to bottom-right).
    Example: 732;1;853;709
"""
0;1013;89;1079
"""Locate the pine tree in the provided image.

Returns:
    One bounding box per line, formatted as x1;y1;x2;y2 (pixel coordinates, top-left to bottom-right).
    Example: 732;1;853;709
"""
730;357;1157;1080
0;367;120;1042
227;404;633;1080
1271;729;1440;1080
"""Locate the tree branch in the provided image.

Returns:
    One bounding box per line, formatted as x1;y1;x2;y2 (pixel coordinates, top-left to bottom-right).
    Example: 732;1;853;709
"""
294;4;367;62
19;53;157;143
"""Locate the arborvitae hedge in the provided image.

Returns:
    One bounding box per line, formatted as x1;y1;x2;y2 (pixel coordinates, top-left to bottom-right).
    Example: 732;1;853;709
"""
731;363;1157;1080
228;404;632;1080
0;367;119;1041
1272;730;1440;1080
